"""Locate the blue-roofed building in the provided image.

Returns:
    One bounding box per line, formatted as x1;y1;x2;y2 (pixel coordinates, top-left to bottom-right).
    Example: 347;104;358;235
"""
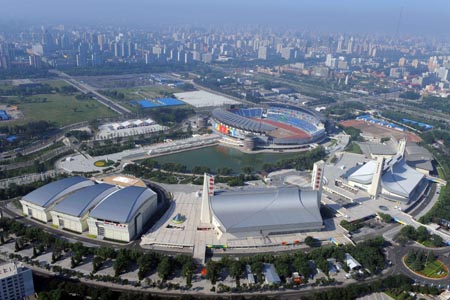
0;110;10;121
87;186;158;242
50;184;118;233
20;177;94;223
263;263;281;285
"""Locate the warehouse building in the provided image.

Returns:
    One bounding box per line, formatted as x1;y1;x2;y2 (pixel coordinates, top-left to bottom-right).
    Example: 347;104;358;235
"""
20;176;94;223
87;186;158;242
50;183;118;233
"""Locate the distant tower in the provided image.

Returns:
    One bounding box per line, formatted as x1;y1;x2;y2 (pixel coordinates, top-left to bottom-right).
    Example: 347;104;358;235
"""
347;37;354;54
368;156;384;198
200;173;214;224
337;36;344;53
312;160;325;199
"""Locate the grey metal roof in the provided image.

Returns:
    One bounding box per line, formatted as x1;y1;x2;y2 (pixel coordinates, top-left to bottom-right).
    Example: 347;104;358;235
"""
381;159;425;198
89;186;156;223
212;108;276;133
358;142;397;156
52;184;118;217
347;160;377;185
406;154;433;171
22;176;93;208
210;187;322;233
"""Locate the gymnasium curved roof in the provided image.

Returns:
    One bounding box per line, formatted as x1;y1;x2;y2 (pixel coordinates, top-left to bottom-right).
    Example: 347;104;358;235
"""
22;176;93;208
52;183;118;217
210;187;322;233
89;186;157;223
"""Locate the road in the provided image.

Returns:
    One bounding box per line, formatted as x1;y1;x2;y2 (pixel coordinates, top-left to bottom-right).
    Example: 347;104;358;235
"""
50;70;132;116
387;243;450;287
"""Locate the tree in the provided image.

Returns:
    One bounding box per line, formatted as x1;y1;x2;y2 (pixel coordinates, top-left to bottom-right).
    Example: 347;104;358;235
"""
113;254;129;277
92;256;104;274
378;212;393;223
415;226;429;242
206;260;220;284
430;234;444;247
251;261;263;283
229;260;244;287
242;166;254;175
304;236;317;247
157;256;171;281
399;225;417;240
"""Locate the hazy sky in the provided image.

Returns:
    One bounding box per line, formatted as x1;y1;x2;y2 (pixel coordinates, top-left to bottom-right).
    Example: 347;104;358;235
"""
1;0;450;34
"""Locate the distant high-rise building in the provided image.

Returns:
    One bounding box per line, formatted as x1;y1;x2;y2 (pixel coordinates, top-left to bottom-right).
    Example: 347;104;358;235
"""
280;47;294;60
346;37;354;54
91;53;103;66
325;54;333;67
201;53;213;63
0;55;11;70
258;46;268;60
337;36;344;53
29;55;42;68
114;42;122;57
411;59;419;68
398;57;406;67
0;262;35;300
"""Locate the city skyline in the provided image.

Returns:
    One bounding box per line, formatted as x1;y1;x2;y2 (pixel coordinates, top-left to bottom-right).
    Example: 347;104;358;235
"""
1;0;450;35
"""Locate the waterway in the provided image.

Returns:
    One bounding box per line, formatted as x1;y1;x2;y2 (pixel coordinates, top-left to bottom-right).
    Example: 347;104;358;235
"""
152;145;300;174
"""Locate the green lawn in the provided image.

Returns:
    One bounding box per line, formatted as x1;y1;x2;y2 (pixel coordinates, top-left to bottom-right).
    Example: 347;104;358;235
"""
41;80;70;89
8;93;117;127
421;260;448;278
345;142;363;154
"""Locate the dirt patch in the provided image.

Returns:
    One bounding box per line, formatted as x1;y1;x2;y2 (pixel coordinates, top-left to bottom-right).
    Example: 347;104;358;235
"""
340;120;421;143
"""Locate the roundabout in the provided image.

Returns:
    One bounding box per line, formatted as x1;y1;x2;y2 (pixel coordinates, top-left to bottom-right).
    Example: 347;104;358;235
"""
93;159;114;168
402;252;449;280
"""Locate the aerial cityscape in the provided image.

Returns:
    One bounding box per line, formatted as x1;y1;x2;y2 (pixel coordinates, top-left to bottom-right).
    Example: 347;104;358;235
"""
1;0;450;299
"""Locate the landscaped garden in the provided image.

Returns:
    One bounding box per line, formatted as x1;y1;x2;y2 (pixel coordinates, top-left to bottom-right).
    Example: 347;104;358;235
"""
403;250;448;279
94;159;115;168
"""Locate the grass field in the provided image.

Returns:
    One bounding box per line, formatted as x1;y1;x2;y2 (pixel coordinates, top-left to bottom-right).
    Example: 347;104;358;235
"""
4;94;117;127
421;260;448;278
404;255;448;279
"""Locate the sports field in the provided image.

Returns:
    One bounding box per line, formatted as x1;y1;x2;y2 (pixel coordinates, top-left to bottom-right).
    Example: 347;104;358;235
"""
1;80;118;127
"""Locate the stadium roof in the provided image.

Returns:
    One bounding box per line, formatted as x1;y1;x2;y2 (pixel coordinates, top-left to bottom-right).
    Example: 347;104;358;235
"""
210;187;322;233
52;184;118;217
89;186;156;223
381;159;425;198
212;108;275;133
347;160;377;185
348;157;425;198
22;176;93;208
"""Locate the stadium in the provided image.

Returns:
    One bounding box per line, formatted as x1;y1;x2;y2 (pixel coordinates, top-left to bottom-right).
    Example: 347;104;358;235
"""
211;103;326;150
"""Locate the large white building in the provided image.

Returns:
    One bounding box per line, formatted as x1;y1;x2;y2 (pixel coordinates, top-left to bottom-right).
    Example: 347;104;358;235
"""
50;183;118;233
87;186;158;242
0;262;34;300
20;176;94;223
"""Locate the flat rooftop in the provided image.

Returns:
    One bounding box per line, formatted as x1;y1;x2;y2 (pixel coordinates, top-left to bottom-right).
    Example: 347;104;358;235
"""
174;90;240;108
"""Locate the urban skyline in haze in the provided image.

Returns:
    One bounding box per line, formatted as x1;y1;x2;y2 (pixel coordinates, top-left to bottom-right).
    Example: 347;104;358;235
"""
1;0;450;35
